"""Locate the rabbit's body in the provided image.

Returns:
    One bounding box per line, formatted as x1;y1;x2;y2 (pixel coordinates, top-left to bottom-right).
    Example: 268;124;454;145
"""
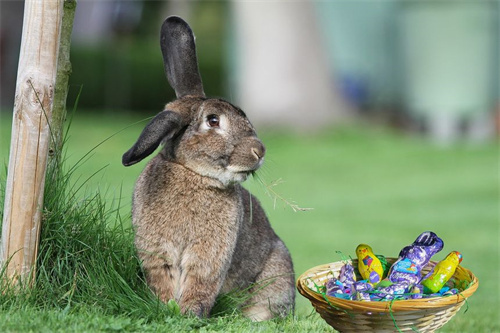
134;153;294;319
123;18;295;320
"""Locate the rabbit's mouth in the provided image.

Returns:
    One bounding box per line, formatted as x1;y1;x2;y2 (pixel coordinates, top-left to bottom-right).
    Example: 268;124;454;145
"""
227;158;264;176
181;158;261;187
207;168;250;186
215;161;263;186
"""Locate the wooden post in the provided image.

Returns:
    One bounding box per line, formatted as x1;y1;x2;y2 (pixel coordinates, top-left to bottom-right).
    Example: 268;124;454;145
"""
1;0;65;284
49;0;77;171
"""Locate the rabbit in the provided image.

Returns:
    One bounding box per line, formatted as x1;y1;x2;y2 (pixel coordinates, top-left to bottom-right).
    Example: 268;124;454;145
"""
122;16;295;321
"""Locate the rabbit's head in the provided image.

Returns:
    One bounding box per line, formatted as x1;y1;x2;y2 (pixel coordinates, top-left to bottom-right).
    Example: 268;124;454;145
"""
122;16;265;186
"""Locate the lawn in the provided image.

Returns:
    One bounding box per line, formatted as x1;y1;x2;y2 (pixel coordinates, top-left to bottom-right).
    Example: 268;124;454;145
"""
0;109;498;332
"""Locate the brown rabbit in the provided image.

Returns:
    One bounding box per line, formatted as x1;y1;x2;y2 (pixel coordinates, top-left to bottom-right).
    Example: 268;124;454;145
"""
122;16;295;321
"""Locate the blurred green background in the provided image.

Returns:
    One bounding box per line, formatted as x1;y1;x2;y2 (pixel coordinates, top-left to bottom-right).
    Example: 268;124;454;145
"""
0;1;499;331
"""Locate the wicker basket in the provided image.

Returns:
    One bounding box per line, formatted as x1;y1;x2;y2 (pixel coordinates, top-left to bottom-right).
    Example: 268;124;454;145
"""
297;258;478;333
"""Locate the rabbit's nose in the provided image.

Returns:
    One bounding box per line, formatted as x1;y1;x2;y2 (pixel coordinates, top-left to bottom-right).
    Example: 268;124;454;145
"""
251;142;266;161
251;147;264;160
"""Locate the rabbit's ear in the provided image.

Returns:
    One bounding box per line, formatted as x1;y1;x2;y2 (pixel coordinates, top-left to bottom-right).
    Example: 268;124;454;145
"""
161;16;205;98
122;110;184;166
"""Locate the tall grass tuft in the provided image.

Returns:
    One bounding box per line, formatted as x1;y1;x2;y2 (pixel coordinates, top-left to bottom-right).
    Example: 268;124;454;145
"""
0;126;173;322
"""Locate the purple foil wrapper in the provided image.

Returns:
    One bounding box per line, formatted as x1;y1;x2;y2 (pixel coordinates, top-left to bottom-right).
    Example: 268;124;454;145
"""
353;281;373;292
353;281;373;301
325;278;343;296
388;231;444;284
354;291;371;301
339;262;356;286
373;281;411;300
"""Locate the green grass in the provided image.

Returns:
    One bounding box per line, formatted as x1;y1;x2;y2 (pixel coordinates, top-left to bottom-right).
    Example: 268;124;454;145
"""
0;110;498;332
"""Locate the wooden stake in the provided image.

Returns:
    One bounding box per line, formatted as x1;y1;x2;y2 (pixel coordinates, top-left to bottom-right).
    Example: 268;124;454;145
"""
50;0;77;161
1;0;64;284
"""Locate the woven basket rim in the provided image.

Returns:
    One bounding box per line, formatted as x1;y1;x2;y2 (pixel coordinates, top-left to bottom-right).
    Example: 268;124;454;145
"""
297;257;479;313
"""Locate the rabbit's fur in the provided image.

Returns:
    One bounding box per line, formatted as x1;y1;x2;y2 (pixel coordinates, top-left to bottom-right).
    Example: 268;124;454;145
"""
122;16;295;320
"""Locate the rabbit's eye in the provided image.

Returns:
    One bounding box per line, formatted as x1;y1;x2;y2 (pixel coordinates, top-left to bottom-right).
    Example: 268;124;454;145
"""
207;114;220;127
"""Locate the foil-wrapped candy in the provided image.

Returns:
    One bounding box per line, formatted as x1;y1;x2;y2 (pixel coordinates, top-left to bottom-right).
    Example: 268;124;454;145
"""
339;261;356;287
372;281;411;300
325;278;345;296
388;231;444;285
352;280;373;301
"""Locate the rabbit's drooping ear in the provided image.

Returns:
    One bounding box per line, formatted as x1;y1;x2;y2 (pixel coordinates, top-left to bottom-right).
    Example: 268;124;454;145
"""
161;16;205;98
122;110;184;166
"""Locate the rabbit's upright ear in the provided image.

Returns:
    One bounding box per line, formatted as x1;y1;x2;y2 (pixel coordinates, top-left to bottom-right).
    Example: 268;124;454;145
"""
161;16;205;98
122;110;184;166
